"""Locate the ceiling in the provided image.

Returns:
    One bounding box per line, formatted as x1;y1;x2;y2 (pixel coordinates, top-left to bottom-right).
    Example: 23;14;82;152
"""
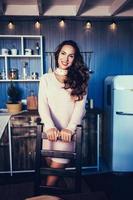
0;0;133;17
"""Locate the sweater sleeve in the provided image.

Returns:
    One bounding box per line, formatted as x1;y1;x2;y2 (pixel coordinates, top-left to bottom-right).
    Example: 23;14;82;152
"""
38;76;56;131
66;95;87;133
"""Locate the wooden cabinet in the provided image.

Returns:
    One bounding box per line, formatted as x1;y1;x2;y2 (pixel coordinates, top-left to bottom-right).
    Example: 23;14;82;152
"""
0;125;10;172
11;111;40;172
82;108;103;174
0;111;40;174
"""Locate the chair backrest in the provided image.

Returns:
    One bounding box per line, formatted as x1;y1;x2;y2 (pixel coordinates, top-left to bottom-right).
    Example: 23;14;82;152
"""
34;124;83;195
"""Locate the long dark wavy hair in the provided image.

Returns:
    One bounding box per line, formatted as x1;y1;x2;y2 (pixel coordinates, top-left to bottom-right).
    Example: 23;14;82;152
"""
55;40;89;101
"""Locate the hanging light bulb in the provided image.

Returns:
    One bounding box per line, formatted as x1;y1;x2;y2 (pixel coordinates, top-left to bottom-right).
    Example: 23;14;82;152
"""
85;21;92;29
35;21;41;29
8;21;14;30
110;22;117;30
59;19;65;28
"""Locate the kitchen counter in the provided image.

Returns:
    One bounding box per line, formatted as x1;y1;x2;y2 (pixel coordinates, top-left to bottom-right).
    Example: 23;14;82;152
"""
0;112;11;139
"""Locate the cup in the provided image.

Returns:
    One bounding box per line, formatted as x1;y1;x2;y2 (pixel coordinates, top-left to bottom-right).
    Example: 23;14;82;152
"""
25;49;32;55
1;48;9;55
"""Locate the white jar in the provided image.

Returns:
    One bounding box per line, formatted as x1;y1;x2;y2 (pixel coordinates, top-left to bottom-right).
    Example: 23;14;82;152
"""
11;48;17;55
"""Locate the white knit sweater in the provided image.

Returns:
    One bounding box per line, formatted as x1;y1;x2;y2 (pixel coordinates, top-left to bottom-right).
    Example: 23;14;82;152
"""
38;72;87;133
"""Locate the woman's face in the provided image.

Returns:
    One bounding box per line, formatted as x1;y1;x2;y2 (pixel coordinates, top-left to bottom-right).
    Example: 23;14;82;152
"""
58;45;75;70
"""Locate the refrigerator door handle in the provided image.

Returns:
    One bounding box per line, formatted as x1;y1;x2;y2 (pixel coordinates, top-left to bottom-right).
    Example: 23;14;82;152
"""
116;111;133;116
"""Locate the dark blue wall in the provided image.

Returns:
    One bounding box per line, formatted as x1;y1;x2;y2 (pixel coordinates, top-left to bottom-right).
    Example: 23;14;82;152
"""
0;18;133;109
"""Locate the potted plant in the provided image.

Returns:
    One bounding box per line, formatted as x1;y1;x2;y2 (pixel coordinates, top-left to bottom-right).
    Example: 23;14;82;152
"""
6;81;22;114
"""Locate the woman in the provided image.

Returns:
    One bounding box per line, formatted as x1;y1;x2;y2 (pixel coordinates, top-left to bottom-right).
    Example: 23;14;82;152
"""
38;40;89;186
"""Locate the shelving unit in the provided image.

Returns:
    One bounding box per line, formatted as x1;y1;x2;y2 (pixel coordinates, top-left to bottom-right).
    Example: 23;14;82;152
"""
0;35;43;82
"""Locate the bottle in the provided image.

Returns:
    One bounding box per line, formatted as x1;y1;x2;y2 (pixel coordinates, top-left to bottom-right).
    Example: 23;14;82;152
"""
1;69;6;80
35;42;40;55
0;72;2;79
89;99;94;109
23;62;28;79
27;90;38;110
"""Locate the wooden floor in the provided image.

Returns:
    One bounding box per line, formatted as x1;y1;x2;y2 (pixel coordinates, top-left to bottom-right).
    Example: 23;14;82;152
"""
85;172;133;200
0;173;108;200
0;172;133;200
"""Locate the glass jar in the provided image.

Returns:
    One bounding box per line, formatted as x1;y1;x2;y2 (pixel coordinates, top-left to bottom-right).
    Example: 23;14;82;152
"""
27;90;38;110
8;68;18;80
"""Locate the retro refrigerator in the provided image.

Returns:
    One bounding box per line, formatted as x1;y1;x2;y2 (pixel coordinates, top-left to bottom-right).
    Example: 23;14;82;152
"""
104;75;133;172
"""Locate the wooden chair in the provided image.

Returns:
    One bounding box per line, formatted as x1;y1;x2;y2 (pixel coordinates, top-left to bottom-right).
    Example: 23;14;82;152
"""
34;124;83;195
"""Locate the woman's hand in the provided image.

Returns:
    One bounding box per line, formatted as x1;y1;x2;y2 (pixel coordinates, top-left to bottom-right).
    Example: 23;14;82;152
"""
46;128;59;141
59;129;72;142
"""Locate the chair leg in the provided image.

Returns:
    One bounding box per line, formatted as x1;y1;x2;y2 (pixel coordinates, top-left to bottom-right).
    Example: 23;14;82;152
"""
75;176;81;192
34;125;43;195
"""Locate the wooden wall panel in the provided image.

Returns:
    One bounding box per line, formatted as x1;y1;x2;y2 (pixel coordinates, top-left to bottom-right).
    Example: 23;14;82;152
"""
0;18;133;109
